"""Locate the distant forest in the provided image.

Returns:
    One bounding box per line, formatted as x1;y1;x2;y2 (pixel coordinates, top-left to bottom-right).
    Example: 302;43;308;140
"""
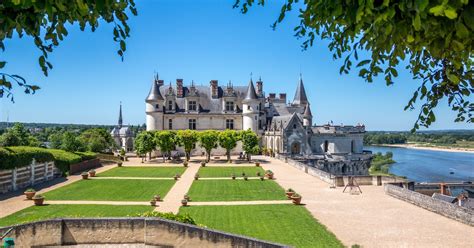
364;130;474;146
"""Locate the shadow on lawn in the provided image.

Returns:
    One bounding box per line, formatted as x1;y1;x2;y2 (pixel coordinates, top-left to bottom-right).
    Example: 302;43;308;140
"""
0;177;68;201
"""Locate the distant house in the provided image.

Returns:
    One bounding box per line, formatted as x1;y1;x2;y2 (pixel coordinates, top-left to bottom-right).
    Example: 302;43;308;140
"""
110;103;134;152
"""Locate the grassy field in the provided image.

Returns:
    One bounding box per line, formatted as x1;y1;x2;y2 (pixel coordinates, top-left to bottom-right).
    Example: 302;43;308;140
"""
187;179;287;201
97;166;186;177
0;204;153;227
43;179;175;201
197;166;265;178
180;204;343;248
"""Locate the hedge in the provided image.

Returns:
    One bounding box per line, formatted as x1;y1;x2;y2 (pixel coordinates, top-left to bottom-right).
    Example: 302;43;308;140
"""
0;146;97;173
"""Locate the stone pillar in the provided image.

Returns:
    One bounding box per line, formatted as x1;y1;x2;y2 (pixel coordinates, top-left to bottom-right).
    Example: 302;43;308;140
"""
31;159;36;185
12;168;17;191
44;162;49;180
440;183;448;195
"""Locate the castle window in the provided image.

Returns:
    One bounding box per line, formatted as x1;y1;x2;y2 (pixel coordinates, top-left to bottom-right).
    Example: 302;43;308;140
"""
225;101;234;111
226;119;234;130
188;101;197;111
247;105;251;110
155;104;159;109
293;124;297;129
324;140;329;153
168;100;173;110
188;119;196;130
168;119;173;129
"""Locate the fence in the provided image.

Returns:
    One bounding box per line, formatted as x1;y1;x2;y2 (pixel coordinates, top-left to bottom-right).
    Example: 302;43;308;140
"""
0;160;59;194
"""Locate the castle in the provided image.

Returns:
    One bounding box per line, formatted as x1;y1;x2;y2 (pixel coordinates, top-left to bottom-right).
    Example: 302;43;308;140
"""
145;74;372;175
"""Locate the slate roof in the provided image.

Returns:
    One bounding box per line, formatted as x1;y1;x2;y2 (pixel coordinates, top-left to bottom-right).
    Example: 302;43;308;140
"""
243;79;258;101
146;81;163;102
292;75;308;105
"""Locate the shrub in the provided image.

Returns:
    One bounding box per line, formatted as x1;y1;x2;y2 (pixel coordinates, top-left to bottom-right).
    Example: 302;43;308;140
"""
287;188;295;192
24;188;36;193
139;211;196;225
0;146;54;170
32;194;44;200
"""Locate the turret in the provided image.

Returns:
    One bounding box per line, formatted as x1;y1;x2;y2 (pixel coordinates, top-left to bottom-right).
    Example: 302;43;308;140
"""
303;103;312;127
242;78;259;133
145;73;164;131
293;74;308;106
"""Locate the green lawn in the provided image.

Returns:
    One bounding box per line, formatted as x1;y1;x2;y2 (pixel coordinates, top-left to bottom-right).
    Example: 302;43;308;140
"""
187;179;287;201
97;166;186;177
0;204;153;227
43;179;175;201
197;166;265;178
179;204;343;248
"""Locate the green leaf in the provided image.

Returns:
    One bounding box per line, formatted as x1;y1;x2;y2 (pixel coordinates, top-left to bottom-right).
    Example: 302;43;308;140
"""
413;14;421;31
455;22;469;38
444;8;458;19
451;40;465;51
416;0;429;11
0;61;6;69
407;35;415;43
356;60;371;67
12;0;21;5
447;73;460;84
429;5;445;16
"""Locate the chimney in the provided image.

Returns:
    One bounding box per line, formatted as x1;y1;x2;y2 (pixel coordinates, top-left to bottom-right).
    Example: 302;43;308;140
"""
279;93;286;101
176;79;184;98
210;80;218;99
440;183;448;195
269;93;276;99
256;77;263;96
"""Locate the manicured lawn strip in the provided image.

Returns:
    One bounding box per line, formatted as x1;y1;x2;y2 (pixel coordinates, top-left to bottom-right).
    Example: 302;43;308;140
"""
187;179;287;201
97;166;186;177
43;179;175;201
179;204;343;248
197;166;265;178
0;204;153;227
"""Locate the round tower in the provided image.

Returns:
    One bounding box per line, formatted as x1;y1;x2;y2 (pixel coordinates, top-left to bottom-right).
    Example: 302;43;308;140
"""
145;74;164;131
242;79;259;133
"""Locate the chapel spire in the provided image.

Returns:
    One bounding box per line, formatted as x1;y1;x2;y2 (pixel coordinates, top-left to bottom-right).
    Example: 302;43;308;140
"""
118;102;123;128
293;73;308;105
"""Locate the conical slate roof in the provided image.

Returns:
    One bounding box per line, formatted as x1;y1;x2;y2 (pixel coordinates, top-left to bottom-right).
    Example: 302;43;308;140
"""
293;74;308;105
303;103;312;117
146;80;163;102
243;79;258;101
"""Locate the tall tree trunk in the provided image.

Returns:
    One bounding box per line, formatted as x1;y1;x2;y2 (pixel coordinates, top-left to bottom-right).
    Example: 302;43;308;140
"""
247;153;251;162
207;150;211;162
227;149;231;162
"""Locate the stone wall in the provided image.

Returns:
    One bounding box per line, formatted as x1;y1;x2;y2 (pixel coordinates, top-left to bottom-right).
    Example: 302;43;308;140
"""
275;155;405;187
384;183;474;226
69;159;102;175
0;218;288;247
0;160;59;194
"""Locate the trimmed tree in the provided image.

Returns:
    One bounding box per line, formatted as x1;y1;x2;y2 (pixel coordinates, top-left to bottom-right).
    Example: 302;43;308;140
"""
240;129;259;161
154;131;176;162
218;130;239;162
134;131;155;162
176;130;198;161
198;130;219;162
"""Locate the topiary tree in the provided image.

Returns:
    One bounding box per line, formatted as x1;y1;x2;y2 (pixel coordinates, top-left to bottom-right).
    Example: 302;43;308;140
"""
198;130;219;162
134;131;155;161
235;0;474;130
218;130;239;162
154;131;176;162
176;130;198;161
240;129;259;161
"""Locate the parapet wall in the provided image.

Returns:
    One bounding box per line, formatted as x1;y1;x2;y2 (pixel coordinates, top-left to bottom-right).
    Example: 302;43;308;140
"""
0;218;288;247
384;183;474;226
69;158;101;175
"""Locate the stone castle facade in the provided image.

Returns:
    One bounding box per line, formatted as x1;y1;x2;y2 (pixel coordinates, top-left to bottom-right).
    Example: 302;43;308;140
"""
145;74;372;175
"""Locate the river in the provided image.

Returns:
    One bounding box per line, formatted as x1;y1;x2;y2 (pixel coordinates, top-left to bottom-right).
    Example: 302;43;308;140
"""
366;146;474;183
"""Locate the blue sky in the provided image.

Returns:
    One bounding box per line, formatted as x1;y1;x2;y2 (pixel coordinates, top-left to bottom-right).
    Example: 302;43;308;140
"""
0;0;471;131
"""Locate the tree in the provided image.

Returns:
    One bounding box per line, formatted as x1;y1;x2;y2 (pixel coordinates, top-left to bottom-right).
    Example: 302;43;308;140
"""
0;0;137;101
60;131;84;152
154;131;176;162
176;130;198;161
0;123;37;146
218;130;239;162
134;131;155;161
240;129;259;161
235;0;474;131
78;128;115;152
198;130;219;162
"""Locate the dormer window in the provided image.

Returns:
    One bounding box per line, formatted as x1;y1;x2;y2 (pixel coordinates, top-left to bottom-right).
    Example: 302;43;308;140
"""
225;101;234;111
168;100;173;110
155;104;159;109
188;101;197;111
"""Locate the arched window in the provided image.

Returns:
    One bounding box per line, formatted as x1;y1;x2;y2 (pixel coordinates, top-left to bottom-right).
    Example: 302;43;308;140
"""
324;140;329;153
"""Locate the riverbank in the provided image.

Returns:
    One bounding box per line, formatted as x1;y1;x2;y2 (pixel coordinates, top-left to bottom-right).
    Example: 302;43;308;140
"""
376;143;474;154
